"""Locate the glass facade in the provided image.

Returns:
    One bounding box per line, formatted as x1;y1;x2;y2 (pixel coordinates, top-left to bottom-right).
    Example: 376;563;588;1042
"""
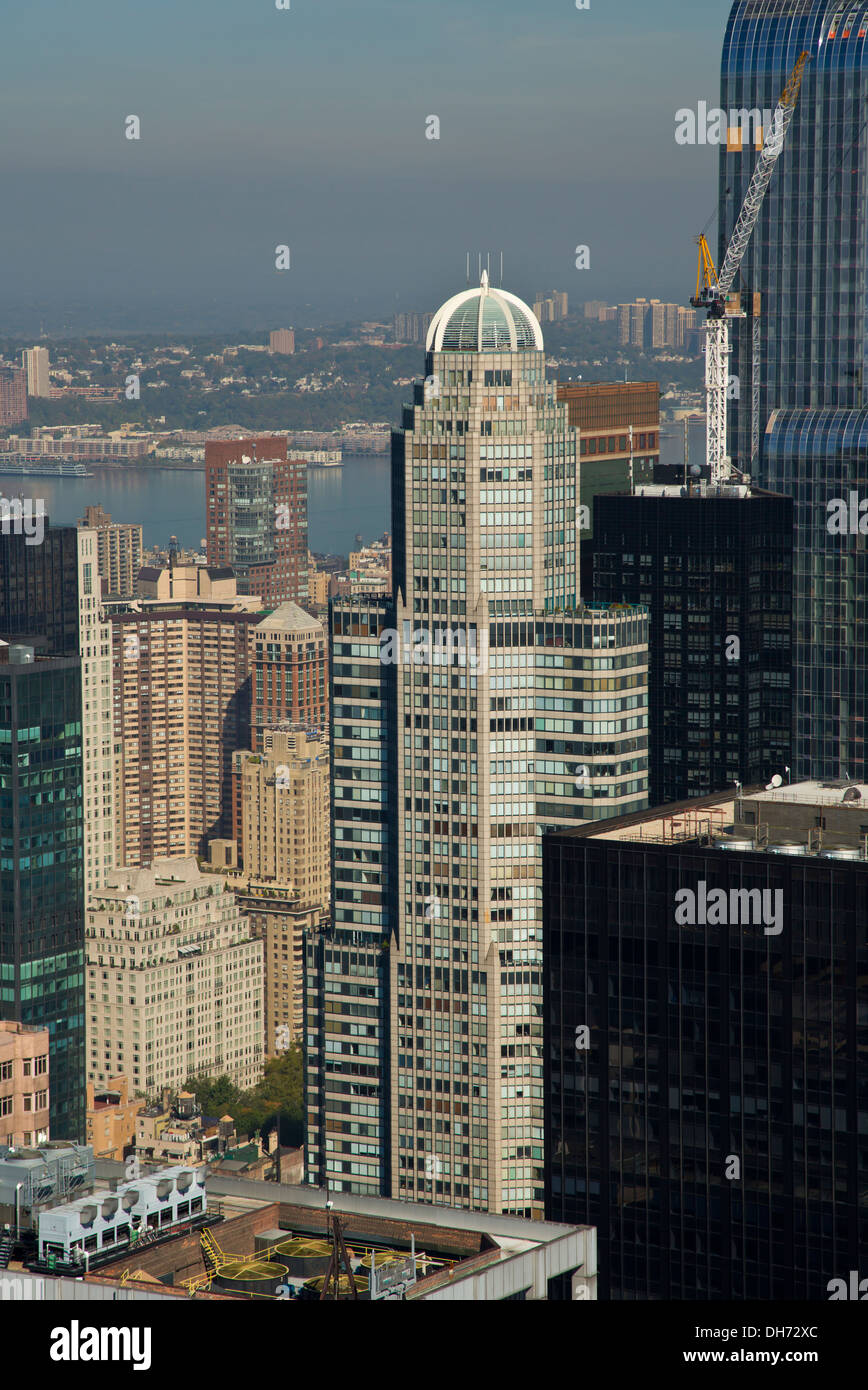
544;826;868;1300
0;654;85;1140
722;1;868;777
592;490;792;804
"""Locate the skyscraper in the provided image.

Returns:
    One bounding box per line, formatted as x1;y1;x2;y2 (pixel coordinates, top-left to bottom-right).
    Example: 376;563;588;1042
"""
305;275;651;1212
591;484;792;805
205;437;308;607
0;640;84;1140
721;1;868;780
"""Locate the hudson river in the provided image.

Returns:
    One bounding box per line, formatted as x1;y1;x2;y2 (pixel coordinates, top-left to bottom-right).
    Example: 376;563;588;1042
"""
0;454;390;557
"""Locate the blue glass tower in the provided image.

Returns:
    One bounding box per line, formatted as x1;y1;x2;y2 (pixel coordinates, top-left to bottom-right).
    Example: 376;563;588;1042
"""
722;1;868;779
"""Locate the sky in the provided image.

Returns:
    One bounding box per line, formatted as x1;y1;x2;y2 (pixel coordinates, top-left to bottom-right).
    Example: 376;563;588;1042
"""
0;0;735;333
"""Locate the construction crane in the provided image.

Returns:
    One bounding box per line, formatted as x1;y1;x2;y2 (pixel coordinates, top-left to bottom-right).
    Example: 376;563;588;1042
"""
691;51;809;487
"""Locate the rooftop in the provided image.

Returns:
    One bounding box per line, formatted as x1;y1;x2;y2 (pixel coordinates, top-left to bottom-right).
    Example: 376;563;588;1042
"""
426;272;544;354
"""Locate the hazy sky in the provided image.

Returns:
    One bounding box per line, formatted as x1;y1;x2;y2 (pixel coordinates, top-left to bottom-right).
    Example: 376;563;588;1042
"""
1;0;734;332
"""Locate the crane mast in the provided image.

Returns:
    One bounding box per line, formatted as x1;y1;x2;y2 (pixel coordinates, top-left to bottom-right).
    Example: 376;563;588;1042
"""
691;52;809;487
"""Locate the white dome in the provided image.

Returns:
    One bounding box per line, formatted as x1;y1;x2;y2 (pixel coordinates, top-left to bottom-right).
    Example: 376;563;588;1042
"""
426;271;544;353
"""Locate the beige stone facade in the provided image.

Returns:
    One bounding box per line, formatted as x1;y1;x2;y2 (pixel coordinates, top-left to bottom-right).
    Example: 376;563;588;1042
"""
86;857;264;1097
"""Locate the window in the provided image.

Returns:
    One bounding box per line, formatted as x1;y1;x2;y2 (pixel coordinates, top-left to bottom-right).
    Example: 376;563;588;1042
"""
0;1061;11;1082
0;1097;12;1116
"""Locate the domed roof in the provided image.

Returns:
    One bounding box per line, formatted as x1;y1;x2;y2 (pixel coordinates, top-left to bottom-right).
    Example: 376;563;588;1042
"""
426;271;544;353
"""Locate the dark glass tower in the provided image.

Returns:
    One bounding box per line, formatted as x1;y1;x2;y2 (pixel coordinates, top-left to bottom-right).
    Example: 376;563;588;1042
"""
0;645;84;1139
591;487;792;806
544;784;868;1300
0;525;85;1139
721;1;868;780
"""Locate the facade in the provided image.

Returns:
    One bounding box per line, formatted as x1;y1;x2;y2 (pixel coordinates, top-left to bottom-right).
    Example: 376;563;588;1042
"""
545;780;868;1300
205;437;308;607
232;728;329;889
77;505;143;599
0;1022;50;1146
557;380;659;590
21;346;50;398
0;521;80;656
721;1;868;780
591;484;792;805
232;729;330;1051
269;329;295;355
108;567;263;865
0;643;85;1140
0;367;27;426
249;603;328;747
86;1075;143;1160
77;528;116;899
85;857;264;1096
305;276;650;1214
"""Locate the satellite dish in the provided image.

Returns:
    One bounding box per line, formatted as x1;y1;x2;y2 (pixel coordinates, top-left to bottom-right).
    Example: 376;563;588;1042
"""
842;787;862;803
765;774;783;790
690;464;702;478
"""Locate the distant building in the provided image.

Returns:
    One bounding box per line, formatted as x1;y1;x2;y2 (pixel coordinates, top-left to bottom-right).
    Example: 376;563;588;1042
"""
533;291;568;323
21;346;50;398
0;1023;50;1146
86;857;264;1096
269;329;295;355
77;505;143;599
618;299;698;350
86;1076;143;1161
392;311;434;344
205;437;308;607
0;367;27;426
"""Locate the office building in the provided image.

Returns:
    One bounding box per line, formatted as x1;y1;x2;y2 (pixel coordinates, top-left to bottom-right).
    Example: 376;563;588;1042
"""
0;367;27;426
21;346;50;398
205;437;308;606
591;483;792;805
77;505;143;599
0;518;79;656
721;3;868;780
305;274;650;1212
0;641;84;1140
0;1022;50;1146
269;329;295;355
545;779;868;1299
85;857;264;1096
249;603;328;748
